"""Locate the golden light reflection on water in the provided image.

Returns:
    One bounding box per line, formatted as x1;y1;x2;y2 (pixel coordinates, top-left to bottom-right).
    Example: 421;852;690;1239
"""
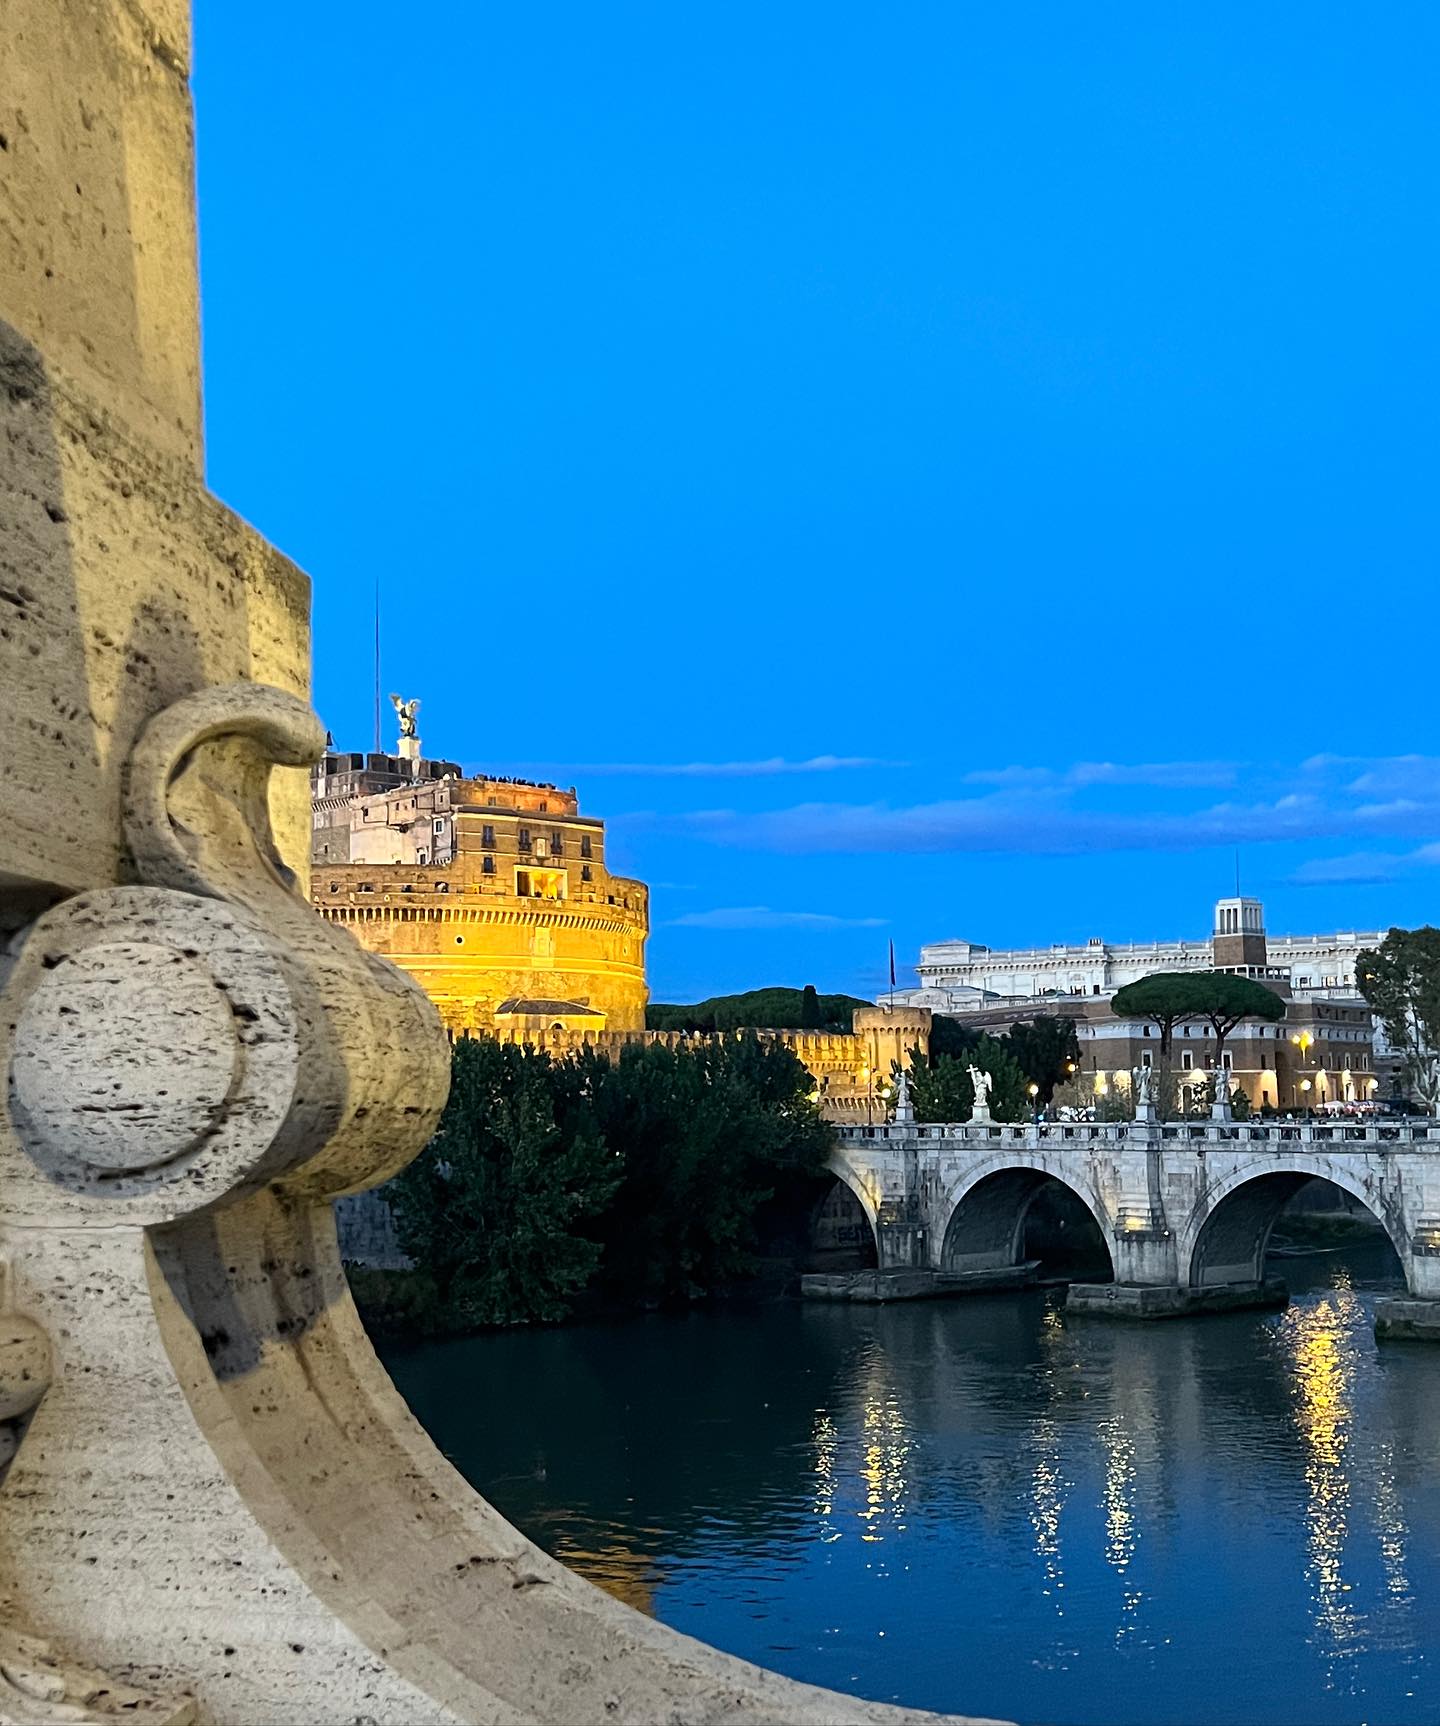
858;1394;912;1542
1281;1271;1362;1670
1098;1411;1144;1636
812;1408;840;1542
1028;1306;1068;1615
809;1369;913;1547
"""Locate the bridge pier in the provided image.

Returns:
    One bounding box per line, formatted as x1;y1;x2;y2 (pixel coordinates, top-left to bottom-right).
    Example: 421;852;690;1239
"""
1375;1298;1440;1341
1067;1279;1289;1320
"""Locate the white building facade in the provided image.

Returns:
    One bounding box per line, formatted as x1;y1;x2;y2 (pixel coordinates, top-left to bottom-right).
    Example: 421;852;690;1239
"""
895;898;1385;1010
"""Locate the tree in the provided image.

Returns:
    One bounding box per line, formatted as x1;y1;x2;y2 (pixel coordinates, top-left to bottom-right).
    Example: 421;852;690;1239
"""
388;1038;621;1327
1357;927;1440;1112
927;1014;986;1063
908;1033;1030;1123
1007;1016;1082;1106
1110;973;1205;1059
799;983;823;1029
585;1033;832;1304
1112;971;1285;1075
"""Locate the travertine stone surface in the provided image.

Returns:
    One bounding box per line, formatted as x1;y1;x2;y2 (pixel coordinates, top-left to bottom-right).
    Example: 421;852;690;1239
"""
0;0;201;466
0;329;311;910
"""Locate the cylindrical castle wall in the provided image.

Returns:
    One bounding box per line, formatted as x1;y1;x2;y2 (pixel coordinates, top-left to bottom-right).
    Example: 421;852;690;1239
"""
322;902;648;1032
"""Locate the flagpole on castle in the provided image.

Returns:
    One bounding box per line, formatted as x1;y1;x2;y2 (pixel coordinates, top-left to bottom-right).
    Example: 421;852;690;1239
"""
888;938;896;1012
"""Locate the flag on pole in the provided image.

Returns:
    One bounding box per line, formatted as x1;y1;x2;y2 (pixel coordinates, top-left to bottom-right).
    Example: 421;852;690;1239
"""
888;939;896;988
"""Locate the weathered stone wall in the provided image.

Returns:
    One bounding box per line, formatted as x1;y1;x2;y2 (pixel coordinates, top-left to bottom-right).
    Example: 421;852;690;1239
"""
314;868;650;1031
335;1190;411;1270
0;0;201;466
0;331;313;905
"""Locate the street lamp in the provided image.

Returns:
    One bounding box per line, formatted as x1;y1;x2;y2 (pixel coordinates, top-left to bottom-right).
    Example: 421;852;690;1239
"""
1028;1081;1040;1126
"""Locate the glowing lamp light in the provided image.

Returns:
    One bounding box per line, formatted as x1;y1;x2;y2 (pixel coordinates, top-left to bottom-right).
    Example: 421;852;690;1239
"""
1300;1079;1312;1093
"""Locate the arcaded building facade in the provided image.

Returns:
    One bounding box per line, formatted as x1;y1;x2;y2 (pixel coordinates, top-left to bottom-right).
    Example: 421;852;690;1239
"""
311;744;649;1034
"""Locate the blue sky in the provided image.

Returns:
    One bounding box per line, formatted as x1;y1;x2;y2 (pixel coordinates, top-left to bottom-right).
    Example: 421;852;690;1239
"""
194;3;1439;1002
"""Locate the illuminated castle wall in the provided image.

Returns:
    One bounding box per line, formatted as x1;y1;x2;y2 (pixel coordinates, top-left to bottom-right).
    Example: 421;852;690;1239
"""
311;739;648;1034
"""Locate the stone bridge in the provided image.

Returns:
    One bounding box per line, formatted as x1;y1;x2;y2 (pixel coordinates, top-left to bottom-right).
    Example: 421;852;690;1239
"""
826;1119;1440;1332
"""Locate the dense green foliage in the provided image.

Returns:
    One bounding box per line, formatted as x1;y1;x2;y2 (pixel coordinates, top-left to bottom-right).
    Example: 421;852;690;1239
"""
1112;971;1285;1067
646;985;869;1033
1006;1016;1082;1105
914;1014;1079;1114
1357;927;1440;1110
386;1032;833;1327
586;1035;833;1303
908;1033;1031;1122
387;1038;620;1327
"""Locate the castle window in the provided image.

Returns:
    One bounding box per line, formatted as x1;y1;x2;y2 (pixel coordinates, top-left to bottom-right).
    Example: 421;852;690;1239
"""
539;801;548;813
518;828;532;853
482;824;495;848
329;882;339;893
483;856;496;875
551;830;563;854
580;835;592;859
433;818;444;834
517;870;531;897
581;864;592;882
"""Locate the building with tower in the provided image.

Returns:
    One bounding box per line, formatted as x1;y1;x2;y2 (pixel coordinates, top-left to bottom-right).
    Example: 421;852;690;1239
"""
885;895;1394;1112
311;704;650;1034
899;897;1381;1006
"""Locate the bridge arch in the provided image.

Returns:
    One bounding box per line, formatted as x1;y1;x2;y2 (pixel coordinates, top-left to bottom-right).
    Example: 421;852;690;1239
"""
939;1156;1115;1281
818;1147;882;1264
1182;1158;1411;1291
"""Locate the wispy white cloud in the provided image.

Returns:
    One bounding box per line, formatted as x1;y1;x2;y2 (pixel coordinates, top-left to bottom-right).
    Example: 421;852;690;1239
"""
1342;756;1440;798
963;760;1241;791
511;755;904;779
637;759;1440;859
665;905;889;931
1291;842;1440;887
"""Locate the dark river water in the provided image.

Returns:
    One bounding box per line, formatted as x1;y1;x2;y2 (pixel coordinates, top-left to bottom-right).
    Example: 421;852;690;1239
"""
381;1243;1440;1726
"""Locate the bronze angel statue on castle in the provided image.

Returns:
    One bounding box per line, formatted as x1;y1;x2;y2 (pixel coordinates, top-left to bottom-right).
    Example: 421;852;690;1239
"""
390;693;420;738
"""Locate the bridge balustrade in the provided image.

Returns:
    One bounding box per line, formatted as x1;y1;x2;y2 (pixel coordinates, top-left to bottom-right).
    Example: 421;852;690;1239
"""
838;1119;1440;1148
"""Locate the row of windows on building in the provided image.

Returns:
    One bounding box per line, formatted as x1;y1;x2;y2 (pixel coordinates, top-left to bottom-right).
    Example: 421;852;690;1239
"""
1081;1021;1367;1040
474;825;593;859
1101;1049;1372;1073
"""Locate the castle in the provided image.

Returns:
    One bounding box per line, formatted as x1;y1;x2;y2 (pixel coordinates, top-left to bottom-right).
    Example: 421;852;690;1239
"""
311;706;649;1034
312;707;929;1111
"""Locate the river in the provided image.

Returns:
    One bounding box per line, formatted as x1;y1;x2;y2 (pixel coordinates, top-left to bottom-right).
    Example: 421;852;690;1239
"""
380;1241;1440;1726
